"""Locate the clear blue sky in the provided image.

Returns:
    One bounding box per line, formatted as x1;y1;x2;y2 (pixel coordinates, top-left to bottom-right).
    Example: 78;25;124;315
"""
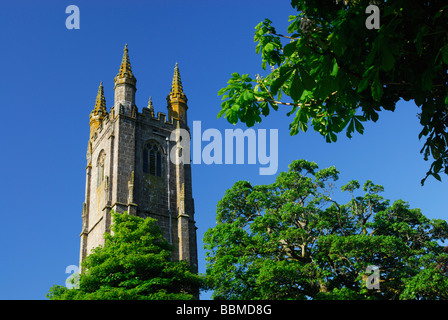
0;0;446;300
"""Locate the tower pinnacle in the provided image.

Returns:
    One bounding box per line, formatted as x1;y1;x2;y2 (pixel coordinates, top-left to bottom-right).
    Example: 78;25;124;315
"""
167;63;188;123
89;81;108;137
147;96;155;117
93;81;107;112
115;44;135;81
170;62;184;95
114;44;137;114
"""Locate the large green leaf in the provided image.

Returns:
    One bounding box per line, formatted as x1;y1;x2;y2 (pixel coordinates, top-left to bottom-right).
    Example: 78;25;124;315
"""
331;58;339;77
381;46;395;71
290;70;304;101
283;41;297;57
299;66;316;91
371;69;383;101
270;66;294;95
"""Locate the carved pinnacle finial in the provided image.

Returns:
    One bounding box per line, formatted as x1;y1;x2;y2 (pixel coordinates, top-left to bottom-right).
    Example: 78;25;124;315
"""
171;62;184;94
93;81;107;113
147;96;154;117
89;81;108;136
166;63;188;121
115;44;135;82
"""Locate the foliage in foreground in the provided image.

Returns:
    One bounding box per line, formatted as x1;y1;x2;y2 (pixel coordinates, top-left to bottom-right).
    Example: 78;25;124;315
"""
48;212;202;300
218;0;448;184
204;159;448;299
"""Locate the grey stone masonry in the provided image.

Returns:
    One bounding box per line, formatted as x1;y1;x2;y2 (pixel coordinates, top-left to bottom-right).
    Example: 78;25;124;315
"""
80;52;198;273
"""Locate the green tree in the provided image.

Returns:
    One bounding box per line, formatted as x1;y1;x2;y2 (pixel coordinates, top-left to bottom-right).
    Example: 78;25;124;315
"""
204;160;448;299
47;212;202;300
217;0;448;184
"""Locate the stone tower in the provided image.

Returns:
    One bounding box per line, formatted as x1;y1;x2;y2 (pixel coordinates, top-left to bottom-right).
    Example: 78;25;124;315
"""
79;45;198;272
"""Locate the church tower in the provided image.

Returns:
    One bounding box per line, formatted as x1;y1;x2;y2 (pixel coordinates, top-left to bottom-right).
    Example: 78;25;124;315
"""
79;45;198;272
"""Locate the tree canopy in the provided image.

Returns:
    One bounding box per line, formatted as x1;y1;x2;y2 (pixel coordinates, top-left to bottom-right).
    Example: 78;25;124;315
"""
47;212;202;300
204;159;448;299
217;0;448;184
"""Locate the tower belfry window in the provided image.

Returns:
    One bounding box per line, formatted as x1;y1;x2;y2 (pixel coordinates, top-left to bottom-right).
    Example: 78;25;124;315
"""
143;141;163;177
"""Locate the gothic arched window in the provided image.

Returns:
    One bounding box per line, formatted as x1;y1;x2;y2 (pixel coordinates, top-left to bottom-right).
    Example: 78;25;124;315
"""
97;151;106;187
143;141;163;177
